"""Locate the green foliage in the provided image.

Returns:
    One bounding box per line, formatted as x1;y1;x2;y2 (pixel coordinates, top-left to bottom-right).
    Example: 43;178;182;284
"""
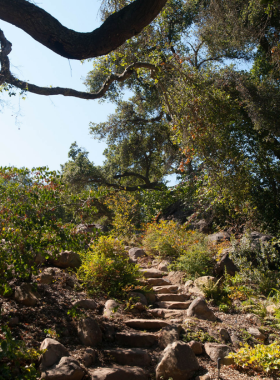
201;278;231;306
227;342;280;375
182;328;217;343
0;323;42;379
77;235;141;297
0;167;93;283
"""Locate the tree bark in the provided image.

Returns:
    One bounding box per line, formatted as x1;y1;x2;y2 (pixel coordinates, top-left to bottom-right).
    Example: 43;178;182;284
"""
0;0;168;59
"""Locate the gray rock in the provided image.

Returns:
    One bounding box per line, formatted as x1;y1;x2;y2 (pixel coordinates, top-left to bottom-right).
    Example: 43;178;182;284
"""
156;341;199;380
125;319;171;330
139;268;166;278
187;297;217;321
248;327;266;341
90;366;149;380
41;356;85;380
129;248;146;263
158;325;180;349
103;300;120;318
188;340;203;355
73;299;97;310
40;338;69;370
81;348;96;367
103;348;150;366
146;278;171;286
166;271;186;285
194;276;217;288
14;283;40;306
50;251;81;269
158;260;170;271
77;317;102;346
215;252;238;277
156;301;192;309
204;343;234;365
153;285;178;294
208;232;230;244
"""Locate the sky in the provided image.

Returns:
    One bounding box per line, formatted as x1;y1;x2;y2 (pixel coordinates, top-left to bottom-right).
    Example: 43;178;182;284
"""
0;1;116;171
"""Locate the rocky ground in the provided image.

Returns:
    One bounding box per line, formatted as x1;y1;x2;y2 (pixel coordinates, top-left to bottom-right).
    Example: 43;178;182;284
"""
1;248;280;380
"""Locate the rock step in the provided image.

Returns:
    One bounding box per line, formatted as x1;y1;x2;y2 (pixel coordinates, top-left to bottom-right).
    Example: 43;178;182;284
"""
153;285;179;294
149;308;186;319
146;278;171;286
115;332;158;348
90;366;149;380
126;319;170;330
155;301;192;309
156;293;190;302
139;268;167;278
102;348;150;367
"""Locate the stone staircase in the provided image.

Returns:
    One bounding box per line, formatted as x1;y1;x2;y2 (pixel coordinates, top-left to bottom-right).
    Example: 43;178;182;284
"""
88;266;195;380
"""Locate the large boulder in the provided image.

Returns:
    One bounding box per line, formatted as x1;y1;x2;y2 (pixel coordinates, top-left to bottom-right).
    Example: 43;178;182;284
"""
40;338;69;370
156;341;199;380
41;356;85;380
50;251;81;269
77;317;102;346
14;283;40;306
186;297;217;321
215;251;238;277
129;248;146;263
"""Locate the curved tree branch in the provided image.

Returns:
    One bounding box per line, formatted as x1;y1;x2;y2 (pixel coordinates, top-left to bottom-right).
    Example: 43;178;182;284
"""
0;0;167;59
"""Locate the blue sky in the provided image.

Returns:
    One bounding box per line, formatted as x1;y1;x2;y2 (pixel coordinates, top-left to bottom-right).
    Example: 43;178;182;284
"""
0;1;116;171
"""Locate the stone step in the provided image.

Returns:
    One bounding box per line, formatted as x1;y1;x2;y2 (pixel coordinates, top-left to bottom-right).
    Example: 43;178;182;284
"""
125;319;170;330
102;348;150;367
115;332;158;348
146;278;171;286
149;308;186;319
155;300;192;309
139;268;167;278
156;293;190;302
90;366;149;380
153;285;179;294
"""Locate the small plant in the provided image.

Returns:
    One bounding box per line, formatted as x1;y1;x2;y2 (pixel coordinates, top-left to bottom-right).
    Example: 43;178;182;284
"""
182;328;217;343
219;303;230;313
202;278;231;306
227;342;280;375
43;328;60;339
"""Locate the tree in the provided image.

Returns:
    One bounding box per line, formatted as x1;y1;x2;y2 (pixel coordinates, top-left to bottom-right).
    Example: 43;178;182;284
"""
0;0;168;98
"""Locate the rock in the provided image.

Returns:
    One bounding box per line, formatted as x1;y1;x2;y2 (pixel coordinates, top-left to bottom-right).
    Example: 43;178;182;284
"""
156;301;192;309
77;317;102;346
139;268;166;278
186;297;217;321
230;333;241;349
35;252;46;265
215;252;238;277
245;313;261;326
195;375;211;380
41;356;85;380
204;343;234;365
146;278;171;286
115;332;158;348
8;316;19;327
73;299;97;310
156;341;199;380
50;251;81;269
156;293;189;302
153;285;178;294
103;348;150;366
219;328;230;342
129;292;148;306
158;260;170;271
125;319;170;330
166;271;185;285
194;276;217;288
158;325;180;349
38;273;53;285
90;366;149;380
129;248;146;263
266;305;276;314
40;338;69;370
188;341;203;355
185;281;204;297
142;291;156;304
103;300;120;318
81;348;96;367
149;309;186;319
248;327;266;341
208;232;230;244
14;283;40;306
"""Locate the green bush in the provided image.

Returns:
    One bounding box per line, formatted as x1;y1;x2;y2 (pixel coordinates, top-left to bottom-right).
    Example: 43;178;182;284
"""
0;323;42;379
77;236;141;297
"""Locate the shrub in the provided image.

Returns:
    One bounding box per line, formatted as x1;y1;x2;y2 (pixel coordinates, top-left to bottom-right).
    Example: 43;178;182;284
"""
227;342;280;375
77;236;141;297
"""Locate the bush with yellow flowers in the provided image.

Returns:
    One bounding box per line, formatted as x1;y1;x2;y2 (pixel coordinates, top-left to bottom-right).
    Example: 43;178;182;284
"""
77;235;141;297
227;342;280;375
